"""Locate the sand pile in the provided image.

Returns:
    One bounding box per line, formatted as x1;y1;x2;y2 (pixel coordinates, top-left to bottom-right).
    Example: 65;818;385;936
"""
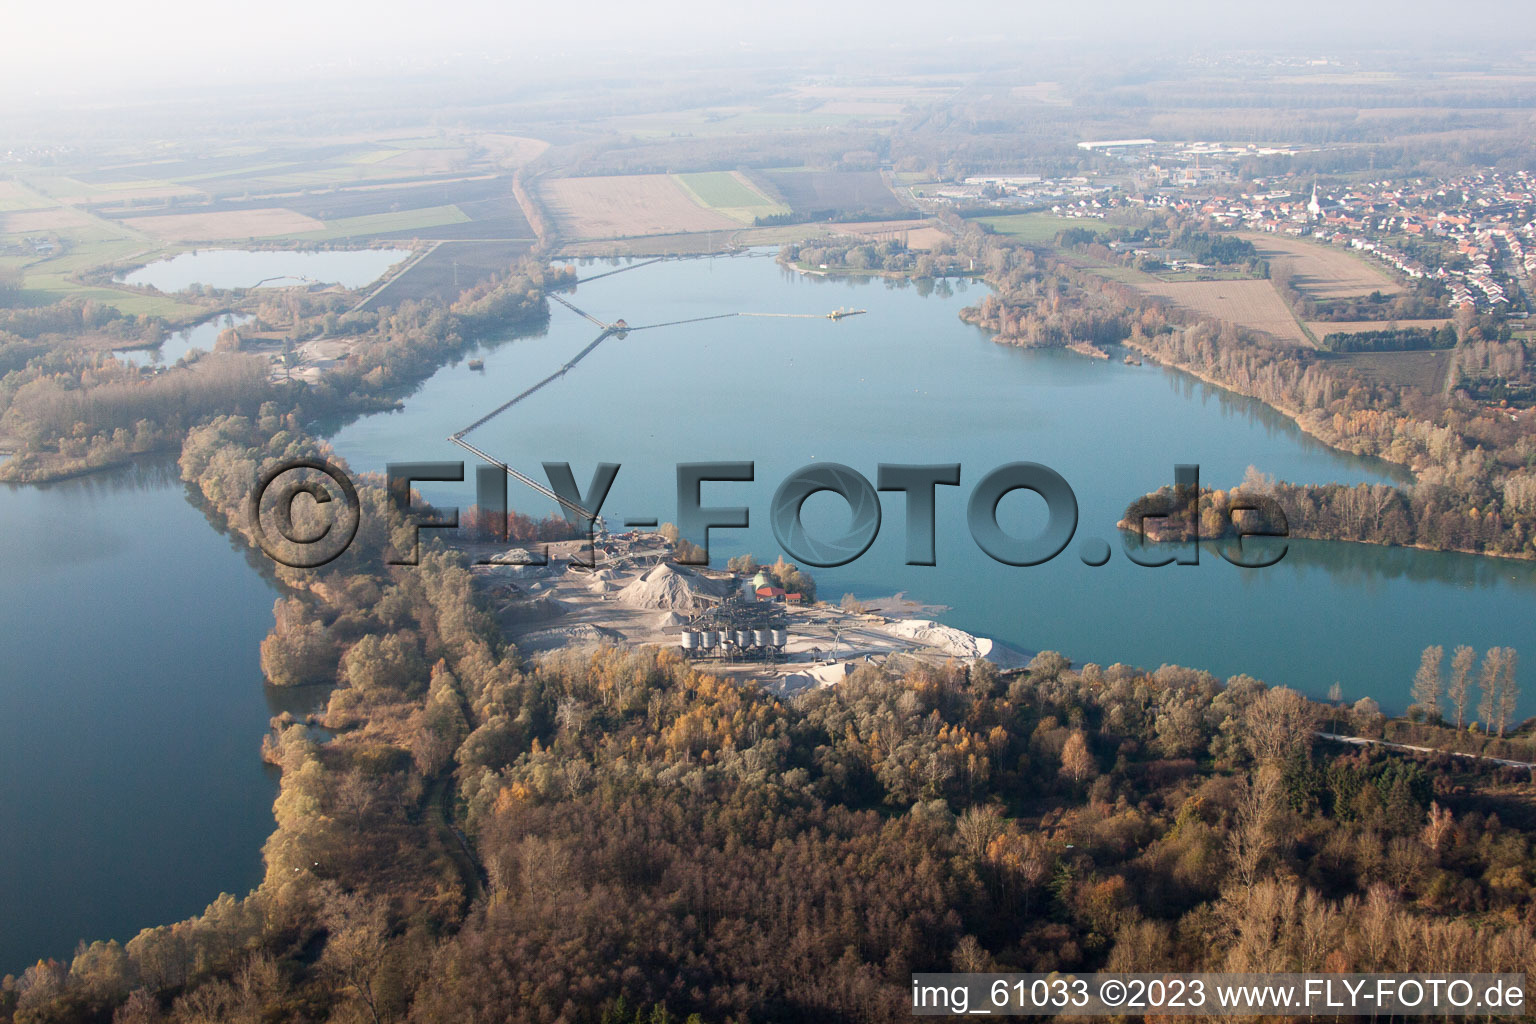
488;547;545;565
771;660;857;694
655;610;688;627
886;619;1028;667
615;563;727;610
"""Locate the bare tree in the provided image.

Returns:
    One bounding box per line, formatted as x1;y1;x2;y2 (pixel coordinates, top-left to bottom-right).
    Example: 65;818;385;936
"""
955;805;1006;861
1243;686;1315;765
1448;645;1476;728
1478;648;1505;735
1421;801;1455;860
320;892;391;1024
1227;767;1282;889
1411;645;1444;720
112;989;162;1024
1496;647;1520;737
1059;731;1096;784
952;935;991;973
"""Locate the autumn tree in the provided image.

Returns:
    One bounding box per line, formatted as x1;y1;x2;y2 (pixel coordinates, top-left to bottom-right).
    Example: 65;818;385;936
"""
341;633;427;694
1497;648;1520;738
260;597;339;686
1243;686;1315;766
1059;731;1096;785
1478;647;1520;737
318;891;391;1024
725;553;759;575
1421;802;1455;860
1228;768;1282;889
410;661;469;776
1410;645;1443;721
955;805;1006;860
1448;645;1476;728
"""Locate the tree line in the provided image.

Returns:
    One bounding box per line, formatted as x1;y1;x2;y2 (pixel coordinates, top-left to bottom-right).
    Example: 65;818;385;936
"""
1409;644;1522;737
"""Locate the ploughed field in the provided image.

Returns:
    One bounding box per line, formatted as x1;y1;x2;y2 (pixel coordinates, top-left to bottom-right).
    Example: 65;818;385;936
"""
1139;278;1311;346
1240;232;1404;299
1324;349;1454;392
755;169;905;216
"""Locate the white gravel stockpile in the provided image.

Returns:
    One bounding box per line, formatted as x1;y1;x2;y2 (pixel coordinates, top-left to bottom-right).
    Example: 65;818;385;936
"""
615;563;729;610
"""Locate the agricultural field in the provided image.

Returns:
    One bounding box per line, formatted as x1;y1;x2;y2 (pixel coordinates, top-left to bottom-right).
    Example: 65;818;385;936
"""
673;172;788;224
123;208;324;242
473;134;550;166
539;175;738;240
286;205;471;243
1009;81;1070;105
0;181;55;212
0;209;207;318
1239;232;1404;299
358;239;534;310
976;213;1101;244
1305;318;1452;335
28;176;201;204
757;169;905;217
1139;279;1311;346
0;208;92;233
1325;349;1454;393
0;132;554;316
99;177;535;244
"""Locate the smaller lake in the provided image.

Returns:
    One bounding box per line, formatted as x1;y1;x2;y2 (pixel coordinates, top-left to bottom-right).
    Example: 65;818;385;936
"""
120;248;410;293
117;314;255;368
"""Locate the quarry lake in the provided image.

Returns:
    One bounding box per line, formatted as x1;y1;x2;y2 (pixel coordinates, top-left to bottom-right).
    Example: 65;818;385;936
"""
332;253;1534;713
3;251;1534;971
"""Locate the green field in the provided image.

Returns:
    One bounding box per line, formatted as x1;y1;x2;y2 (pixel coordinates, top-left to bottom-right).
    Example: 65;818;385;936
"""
974;213;1092;244
1;209;206;318
675;172;774;209
673;171;790;224
289;205;470;241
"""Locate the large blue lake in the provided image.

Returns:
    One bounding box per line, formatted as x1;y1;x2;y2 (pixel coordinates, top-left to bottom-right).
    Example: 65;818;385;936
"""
331;254;1533;708
2;251;1532;972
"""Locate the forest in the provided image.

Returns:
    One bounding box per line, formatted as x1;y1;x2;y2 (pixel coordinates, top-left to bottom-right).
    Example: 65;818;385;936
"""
11;405;1536;1022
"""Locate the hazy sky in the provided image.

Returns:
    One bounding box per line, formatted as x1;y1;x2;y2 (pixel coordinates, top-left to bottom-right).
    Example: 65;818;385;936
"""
4;0;1534;100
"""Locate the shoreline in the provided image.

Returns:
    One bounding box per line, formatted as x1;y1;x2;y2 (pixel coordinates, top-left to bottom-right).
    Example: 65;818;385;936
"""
1119;336;1422;484
1120;338;1536;564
